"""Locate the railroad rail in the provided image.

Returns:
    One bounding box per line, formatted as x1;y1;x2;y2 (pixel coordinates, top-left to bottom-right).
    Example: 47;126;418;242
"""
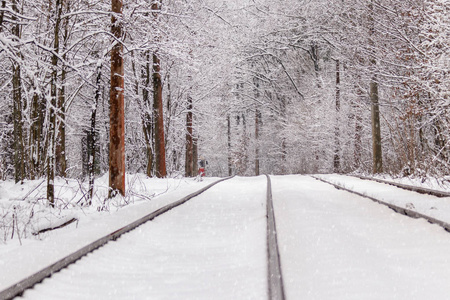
0;176;233;300
313;176;450;233
1;175;285;300
265;175;286;300
353;175;450;198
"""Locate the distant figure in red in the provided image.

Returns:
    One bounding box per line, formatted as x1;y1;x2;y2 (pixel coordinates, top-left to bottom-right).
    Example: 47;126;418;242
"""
198;158;207;177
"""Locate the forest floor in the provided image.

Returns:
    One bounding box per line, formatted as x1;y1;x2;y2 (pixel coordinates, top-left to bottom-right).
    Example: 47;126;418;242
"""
2;174;450;299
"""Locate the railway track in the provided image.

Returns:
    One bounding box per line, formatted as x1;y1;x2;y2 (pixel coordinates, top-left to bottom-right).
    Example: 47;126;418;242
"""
353;175;450;198
4;174;450;299
1;175;285;300
313;175;450;232
1;177;233;300
266;175;286;300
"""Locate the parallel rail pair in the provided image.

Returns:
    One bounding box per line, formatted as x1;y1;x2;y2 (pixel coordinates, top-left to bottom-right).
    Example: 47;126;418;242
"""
7;174;446;300
0;176;286;300
314;175;450;233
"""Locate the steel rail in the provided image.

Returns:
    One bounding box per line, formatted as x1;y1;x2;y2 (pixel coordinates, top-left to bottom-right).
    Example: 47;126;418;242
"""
0;176;233;300
266;175;286;300
312;176;450;233
353;175;450;198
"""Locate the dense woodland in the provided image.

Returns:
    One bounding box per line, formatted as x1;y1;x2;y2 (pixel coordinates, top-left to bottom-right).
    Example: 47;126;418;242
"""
0;0;449;202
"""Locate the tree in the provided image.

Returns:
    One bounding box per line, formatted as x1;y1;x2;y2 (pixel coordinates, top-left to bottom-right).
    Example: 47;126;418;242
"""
47;0;64;207
152;0;167;178
368;0;383;174
11;0;24;183
185;95;194;177
109;0;125;197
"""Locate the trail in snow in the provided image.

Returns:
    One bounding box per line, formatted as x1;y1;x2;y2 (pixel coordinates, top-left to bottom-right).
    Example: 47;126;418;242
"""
272;175;450;300
19;176;267;300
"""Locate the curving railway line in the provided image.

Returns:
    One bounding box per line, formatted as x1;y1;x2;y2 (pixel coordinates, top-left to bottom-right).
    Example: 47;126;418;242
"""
3;175;450;299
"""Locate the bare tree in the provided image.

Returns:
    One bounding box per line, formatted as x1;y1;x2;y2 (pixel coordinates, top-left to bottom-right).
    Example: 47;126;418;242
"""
368;0;382;174
109;0;125;197
11;0;24;183
185;95;193;177
152;0;167;178
47;0;63;206
333;59;341;173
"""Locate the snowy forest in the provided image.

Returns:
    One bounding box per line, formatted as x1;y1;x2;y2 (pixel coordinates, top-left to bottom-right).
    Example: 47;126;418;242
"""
0;0;449;197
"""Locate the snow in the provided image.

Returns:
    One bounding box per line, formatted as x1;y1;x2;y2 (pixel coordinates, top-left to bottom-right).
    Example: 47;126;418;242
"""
0;175;217;293
271;175;450;299
315;174;450;225
17;176;267;300
369;174;450;193
2;174;450;299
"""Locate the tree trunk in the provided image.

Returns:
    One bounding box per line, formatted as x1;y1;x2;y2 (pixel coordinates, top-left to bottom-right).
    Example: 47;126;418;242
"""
152;52;167;178
254;77;260;176
185;96;193;177
87;61;102;204
370;81;383;173
55;71;67;178
47;0;63;206
141;51;153;177
353;93;363;169
255;108;260;176
109;0;125;197
279;95;287;174
240;113;248;175
309;43;321;88
333;60;341;173
227;114;232;176
29;91;39;179
193;136;198;176
151;1;166;178
55;1;70;178
165;73;171;147
12;65;24;183
0;0;6;32
11;0;24;183
368;0;382;174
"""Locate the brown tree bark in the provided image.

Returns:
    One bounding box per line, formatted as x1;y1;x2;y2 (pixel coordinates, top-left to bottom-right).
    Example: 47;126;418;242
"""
109;0;125;197
152;52;167;178
151;1;166;178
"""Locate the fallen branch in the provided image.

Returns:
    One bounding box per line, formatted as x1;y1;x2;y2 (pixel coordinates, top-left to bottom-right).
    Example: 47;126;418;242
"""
32;218;78;236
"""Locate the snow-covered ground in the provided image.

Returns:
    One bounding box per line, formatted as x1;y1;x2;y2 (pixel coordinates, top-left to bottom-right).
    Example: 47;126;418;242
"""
0;173;213;246
0;174;217;294
368;173;450;192
272;175;450;299
18;176;268;300
316;174;450;225
2;174;450;299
